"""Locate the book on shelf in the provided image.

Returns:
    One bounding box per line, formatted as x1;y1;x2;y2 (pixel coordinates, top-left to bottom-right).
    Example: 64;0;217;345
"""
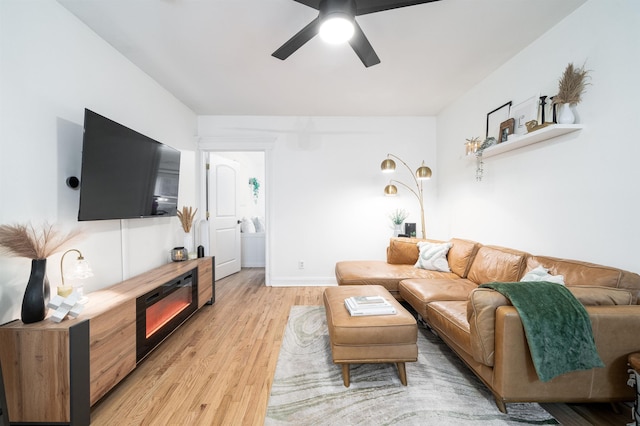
344;296;396;316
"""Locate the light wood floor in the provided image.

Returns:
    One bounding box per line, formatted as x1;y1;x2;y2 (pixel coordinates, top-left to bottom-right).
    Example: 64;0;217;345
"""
90;268;633;425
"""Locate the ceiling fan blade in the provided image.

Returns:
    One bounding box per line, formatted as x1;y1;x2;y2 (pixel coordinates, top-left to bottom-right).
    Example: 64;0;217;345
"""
355;0;441;16
349;21;380;67
272;17;321;60
293;0;321;10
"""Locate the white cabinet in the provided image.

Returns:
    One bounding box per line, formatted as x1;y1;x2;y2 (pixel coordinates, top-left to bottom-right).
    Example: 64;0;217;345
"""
241;233;265;267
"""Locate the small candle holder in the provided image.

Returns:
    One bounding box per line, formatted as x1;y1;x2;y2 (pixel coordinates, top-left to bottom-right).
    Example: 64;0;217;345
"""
171;247;188;262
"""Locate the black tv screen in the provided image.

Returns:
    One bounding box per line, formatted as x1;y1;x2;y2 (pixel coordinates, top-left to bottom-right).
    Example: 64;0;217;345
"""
78;109;181;221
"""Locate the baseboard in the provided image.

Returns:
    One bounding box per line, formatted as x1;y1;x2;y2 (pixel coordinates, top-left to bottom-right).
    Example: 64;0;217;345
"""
268;276;337;287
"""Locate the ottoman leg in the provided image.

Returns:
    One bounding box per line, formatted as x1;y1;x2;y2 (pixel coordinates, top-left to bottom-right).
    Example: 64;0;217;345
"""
397;362;407;386
341;364;350;387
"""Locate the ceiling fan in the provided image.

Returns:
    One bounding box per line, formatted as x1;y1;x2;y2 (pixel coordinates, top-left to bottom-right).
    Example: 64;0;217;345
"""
272;0;441;67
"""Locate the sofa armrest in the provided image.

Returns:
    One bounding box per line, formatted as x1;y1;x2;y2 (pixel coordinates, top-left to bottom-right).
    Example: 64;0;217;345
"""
492;305;640;402
467;288;508;367
467;285;634;367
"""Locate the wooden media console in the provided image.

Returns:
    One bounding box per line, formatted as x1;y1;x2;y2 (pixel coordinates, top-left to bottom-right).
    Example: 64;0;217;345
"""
0;257;214;425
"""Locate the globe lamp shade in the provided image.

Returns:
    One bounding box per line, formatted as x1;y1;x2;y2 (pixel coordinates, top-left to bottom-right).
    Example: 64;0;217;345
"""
319;15;355;44
380;158;396;173
384;184;398;196
416;164;432;180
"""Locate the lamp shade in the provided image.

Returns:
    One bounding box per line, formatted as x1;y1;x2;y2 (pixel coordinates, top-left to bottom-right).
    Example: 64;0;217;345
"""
384;184;397;196
319;14;355;44
68;258;94;280
381;158;396;173
416;164;432;180
60;249;94;285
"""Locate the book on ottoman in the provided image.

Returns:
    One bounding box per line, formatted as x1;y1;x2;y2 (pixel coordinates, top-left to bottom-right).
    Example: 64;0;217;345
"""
344;296;396;316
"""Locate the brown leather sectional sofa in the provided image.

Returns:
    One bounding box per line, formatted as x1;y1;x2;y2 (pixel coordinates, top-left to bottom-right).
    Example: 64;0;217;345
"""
335;237;640;412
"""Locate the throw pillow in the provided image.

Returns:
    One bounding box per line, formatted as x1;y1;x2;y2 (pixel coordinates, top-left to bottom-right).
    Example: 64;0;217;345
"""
520;265;565;285
252;216;265;233
240;217;256;233
414;241;452;272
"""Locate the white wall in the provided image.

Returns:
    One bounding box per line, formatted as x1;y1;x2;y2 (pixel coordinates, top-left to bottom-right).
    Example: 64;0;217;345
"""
435;0;640;272
198;116;437;285
0;0;198;324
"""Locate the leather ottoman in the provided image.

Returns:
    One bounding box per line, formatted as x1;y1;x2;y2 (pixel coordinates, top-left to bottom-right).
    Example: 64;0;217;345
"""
323;285;418;387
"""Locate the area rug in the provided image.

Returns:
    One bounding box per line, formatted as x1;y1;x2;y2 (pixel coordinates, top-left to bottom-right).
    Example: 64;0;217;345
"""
265;306;558;425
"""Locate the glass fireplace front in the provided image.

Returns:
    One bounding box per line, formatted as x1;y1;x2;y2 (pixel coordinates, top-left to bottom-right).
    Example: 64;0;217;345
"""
136;268;198;362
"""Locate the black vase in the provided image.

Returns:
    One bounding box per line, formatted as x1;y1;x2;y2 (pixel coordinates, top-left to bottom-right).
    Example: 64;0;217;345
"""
21;258;49;324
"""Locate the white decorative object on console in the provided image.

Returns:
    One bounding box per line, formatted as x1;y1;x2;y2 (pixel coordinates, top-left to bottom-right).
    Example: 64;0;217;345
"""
47;290;85;323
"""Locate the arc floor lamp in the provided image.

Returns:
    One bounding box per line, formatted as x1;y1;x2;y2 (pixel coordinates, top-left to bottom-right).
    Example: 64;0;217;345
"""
380;154;432;238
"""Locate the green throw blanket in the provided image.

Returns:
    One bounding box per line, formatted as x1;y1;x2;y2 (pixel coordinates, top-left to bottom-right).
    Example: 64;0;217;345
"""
479;281;604;382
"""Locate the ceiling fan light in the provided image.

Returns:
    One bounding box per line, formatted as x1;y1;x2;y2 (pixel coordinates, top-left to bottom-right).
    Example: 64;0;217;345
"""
319;15;355;44
381;158;396;173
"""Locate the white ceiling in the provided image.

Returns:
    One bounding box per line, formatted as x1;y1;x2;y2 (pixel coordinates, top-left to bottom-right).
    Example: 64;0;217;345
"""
57;0;586;116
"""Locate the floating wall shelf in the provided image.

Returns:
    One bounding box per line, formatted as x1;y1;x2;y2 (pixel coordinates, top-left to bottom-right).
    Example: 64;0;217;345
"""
480;124;583;158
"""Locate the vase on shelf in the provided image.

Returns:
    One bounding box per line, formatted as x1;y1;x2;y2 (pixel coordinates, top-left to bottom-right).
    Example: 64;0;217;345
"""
21;258;49;324
557;103;575;124
393;224;403;237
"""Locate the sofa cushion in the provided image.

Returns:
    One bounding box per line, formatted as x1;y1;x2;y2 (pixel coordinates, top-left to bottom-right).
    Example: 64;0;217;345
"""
426;301;472;355
386;237;426;264
567;286;633;305
467;245;528;285
448;238;481;278
415;241;452;272
526;256;624;287
527;255;640;304
399;278;477;319
335;260;456;299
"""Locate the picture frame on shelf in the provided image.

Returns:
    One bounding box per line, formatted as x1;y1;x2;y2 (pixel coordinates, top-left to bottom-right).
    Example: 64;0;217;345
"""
510;95;539;135
498;118;515;143
486;101;512;141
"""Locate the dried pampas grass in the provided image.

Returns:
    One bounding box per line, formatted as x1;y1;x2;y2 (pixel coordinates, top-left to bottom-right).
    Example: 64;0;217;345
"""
554;63;591;105
177;206;197;233
0;223;82;259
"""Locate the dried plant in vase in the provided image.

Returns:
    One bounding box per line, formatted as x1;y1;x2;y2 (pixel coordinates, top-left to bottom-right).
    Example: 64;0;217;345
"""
0;222;81;260
0;222;82;323
553;63;591;124
177;206;198;253
554;63;591;105
177;206;198;233
553;64;590;104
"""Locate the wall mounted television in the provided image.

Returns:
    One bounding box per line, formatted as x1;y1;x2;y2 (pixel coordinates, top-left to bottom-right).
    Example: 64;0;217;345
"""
78;109;181;221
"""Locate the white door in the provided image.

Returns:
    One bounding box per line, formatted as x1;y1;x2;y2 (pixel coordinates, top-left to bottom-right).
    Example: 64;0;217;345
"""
209;155;241;279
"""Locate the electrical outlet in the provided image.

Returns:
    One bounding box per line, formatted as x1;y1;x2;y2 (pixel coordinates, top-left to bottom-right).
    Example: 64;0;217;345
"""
298;260;305;269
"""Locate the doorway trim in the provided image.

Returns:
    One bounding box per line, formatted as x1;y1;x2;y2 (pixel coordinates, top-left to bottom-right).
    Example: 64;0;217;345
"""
198;136;276;286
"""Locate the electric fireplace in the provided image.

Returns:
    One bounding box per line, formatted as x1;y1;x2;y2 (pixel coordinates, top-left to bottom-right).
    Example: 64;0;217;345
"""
136;268;198;362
